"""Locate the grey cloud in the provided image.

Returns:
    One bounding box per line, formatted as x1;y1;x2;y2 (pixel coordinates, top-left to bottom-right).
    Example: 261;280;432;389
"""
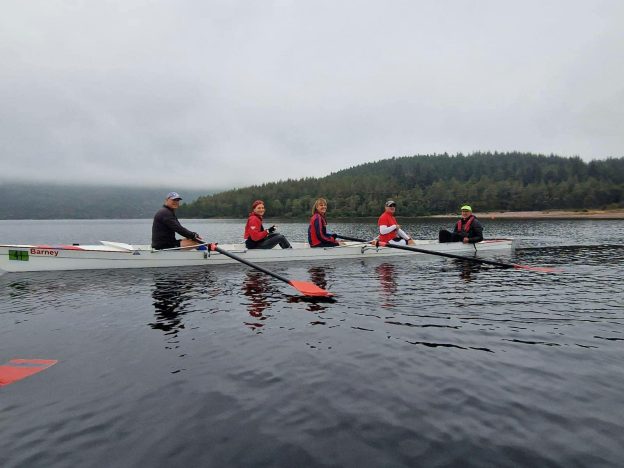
1;0;622;189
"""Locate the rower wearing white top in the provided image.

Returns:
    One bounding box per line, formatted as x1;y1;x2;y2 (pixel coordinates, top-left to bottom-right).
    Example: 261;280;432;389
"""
377;200;416;246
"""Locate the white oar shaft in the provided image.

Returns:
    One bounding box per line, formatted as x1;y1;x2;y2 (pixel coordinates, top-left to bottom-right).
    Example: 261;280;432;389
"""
153;242;208;252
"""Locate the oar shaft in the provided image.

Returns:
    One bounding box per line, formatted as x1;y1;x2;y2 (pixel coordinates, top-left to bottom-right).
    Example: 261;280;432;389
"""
155;242;208;252
214;246;291;284
214;246;332;297
336;235;514;269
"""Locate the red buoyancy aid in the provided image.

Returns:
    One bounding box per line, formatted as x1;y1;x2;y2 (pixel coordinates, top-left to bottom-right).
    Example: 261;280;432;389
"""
456;215;474;234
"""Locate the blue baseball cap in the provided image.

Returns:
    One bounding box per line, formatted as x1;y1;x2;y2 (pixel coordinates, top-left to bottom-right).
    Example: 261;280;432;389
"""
167;192;182;200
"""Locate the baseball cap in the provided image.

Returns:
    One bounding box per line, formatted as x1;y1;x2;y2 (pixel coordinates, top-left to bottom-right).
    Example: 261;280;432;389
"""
461;205;472;211
167;192;182;200
385;200;396;207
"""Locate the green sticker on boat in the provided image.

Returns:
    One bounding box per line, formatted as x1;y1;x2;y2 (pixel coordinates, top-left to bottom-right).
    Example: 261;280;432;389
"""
9;250;29;261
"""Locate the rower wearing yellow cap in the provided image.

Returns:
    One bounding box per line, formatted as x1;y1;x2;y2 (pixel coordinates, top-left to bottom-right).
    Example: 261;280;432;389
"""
439;205;484;244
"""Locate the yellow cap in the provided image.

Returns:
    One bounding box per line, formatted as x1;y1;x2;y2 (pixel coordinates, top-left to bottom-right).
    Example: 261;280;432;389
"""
460;205;472;211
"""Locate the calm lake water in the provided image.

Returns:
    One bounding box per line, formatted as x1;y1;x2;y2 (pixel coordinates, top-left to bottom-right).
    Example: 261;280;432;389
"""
1;218;623;467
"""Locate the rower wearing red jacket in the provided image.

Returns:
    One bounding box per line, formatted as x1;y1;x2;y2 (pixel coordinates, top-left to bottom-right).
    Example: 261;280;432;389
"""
244;200;292;249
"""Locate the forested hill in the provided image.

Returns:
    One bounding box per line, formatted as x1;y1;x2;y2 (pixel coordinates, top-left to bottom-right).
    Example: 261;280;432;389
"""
180;152;624;218
0;184;209;220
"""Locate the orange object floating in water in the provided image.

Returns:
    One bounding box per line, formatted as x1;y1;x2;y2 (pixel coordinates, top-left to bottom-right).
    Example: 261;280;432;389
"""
0;359;58;387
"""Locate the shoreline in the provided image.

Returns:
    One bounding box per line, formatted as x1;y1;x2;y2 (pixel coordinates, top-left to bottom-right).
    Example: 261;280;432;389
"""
429;209;624;219
1;209;623;222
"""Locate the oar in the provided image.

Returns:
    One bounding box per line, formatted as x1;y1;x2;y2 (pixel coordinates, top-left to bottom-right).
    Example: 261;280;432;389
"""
154;242;209;252
209;244;332;297
336;235;558;273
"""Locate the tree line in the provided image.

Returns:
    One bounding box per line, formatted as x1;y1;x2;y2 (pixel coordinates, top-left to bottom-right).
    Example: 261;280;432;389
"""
2;153;621;220
180;152;624;218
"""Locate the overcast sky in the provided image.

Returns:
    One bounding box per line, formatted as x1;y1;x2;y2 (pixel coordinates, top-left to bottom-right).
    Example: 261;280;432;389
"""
1;0;623;190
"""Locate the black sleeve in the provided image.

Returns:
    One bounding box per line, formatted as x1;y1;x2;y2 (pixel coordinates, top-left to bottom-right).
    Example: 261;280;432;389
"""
469;219;483;243
163;211;197;240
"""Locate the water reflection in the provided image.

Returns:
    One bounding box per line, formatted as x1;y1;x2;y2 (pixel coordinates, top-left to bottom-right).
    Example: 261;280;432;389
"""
149;270;220;338
150;274;192;335
4;280;31;298
304;266;332;314
308;266;328;290
376;263;397;309
242;271;278;331
454;260;482;282
1;270;140;315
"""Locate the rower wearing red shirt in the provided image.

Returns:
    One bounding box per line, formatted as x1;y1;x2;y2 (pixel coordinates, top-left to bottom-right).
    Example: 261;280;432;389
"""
377;200;416;246
244;200;292;249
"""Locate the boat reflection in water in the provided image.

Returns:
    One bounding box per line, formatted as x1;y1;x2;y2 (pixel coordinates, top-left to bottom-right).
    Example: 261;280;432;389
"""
375;263;397;309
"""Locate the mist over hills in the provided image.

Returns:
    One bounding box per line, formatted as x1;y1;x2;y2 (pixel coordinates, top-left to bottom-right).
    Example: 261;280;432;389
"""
1;152;622;220
0;183;210;219
180;152;624;218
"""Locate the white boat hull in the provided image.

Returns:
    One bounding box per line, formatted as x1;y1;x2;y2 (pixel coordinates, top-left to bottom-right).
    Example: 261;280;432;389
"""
0;239;514;273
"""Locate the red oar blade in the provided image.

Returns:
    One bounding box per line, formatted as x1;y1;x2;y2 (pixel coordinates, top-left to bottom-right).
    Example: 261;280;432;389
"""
288;280;333;297
513;264;560;273
0;359;58;387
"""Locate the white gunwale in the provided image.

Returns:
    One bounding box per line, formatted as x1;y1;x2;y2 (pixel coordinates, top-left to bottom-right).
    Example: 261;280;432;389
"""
0;239;515;273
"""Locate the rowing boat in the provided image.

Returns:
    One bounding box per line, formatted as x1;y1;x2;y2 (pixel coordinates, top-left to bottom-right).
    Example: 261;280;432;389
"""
0;239;514;274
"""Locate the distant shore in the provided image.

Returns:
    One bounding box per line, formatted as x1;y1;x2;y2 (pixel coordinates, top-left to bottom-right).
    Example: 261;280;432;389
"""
430;209;624;219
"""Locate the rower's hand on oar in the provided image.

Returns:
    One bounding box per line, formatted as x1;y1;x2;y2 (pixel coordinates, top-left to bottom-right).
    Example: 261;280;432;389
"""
268;225;276;233
192;232;204;242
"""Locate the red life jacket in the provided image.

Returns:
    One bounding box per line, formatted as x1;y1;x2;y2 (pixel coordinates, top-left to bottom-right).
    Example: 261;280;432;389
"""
456;215;474;234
